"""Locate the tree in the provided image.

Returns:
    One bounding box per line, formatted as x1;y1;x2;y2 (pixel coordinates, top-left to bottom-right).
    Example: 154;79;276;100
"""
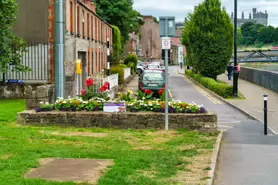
111;25;123;64
0;0;27;73
95;0;144;44
182;0;233;79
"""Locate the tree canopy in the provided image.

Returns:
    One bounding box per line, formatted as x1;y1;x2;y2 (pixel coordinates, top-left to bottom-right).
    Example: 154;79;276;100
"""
0;0;27;73
238;22;278;45
182;0;233;79
94;0;144;44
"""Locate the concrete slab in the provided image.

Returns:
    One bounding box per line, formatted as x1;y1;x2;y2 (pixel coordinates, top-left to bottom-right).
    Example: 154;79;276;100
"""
25;158;114;184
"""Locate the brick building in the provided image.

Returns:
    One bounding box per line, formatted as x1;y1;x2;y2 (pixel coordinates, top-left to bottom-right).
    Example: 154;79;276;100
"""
139;16;162;60
13;0;113;97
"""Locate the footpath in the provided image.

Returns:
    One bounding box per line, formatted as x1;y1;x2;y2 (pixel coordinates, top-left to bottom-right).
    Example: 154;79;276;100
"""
177;68;278;185
218;74;278;134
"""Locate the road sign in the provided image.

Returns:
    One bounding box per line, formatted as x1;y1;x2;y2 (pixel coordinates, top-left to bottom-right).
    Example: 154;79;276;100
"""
159;17;176;37
162;37;171;50
178;46;184;64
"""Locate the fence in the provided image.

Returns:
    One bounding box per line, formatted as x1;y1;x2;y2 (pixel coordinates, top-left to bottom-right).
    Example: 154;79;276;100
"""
124;68;131;80
0;41;50;84
89;73;118;94
108;74;119;89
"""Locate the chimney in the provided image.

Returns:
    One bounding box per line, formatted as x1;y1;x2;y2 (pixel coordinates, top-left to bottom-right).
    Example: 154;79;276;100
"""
249;12;251;19
242;11;244;19
85;0;96;13
231;12;234;19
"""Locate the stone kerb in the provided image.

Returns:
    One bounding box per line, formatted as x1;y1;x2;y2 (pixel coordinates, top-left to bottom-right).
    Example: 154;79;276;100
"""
17;110;218;132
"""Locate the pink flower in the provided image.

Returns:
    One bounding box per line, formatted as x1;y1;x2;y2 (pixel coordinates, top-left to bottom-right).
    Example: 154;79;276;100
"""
81;89;86;95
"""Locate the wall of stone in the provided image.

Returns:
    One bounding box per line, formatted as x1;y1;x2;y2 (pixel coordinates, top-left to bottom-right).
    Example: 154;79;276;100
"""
239;67;278;93
0;84;27;99
25;85;55;110
18;111;218;132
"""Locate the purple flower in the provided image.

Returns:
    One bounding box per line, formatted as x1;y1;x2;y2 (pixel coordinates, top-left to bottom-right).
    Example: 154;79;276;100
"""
35;107;41;112
200;107;207;113
187;109;192;113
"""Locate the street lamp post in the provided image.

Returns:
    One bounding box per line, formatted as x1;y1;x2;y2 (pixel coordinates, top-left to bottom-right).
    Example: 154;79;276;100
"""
233;0;239;97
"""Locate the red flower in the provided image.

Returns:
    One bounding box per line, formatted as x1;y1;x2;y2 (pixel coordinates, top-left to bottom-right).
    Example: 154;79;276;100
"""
145;89;153;95
81;89;87;95
100;87;105;92
86;78;94;87
159;88;165;96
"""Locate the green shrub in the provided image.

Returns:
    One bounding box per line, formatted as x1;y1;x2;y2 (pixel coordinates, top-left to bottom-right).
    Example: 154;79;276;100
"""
124;54;138;72
111;65;125;84
185;70;233;98
119;63;128;68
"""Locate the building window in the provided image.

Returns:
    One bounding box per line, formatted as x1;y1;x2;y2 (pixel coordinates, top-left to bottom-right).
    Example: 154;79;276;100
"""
91;51;94;75
95;18;97;41
77;6;80;37
87;13;90;39
88;48;90;74
82;10;85;39
70;1;74;34
91;16;94;40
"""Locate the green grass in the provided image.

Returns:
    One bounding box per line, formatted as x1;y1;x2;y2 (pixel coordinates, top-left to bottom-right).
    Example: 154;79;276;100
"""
0;100;218;185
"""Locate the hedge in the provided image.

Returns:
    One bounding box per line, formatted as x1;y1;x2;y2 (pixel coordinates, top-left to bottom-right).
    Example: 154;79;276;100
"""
185;70;233;98
111;65;125;85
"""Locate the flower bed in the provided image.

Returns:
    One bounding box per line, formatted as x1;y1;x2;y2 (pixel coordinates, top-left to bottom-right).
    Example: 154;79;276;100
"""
35;78;207;114
36;97;206;114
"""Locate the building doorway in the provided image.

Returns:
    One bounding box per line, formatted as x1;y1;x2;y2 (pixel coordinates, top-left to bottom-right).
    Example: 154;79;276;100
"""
77;51;87;90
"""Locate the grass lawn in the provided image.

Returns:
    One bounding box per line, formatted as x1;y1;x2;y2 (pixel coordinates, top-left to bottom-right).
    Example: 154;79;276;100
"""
0;99;218;185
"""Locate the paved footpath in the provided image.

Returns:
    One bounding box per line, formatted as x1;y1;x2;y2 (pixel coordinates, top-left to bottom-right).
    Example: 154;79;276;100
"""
173;67;278;185
218;74;278;134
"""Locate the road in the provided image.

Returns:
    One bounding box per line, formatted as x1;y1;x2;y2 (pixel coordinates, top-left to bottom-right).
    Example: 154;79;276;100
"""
168;66;278;185
168;66;248;131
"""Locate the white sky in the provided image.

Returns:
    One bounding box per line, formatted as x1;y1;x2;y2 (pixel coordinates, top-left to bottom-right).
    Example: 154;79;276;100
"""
133;0;278;27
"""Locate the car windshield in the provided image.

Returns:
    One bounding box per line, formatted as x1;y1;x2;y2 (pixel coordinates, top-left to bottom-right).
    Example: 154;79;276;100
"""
143;73;164;81
148;65;159;68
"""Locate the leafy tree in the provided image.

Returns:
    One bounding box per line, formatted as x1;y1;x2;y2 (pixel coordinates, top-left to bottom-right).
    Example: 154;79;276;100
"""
111;25;123;64
182;0;234;79
153;17;159;24
0;0;27;73
95;0;144;44
124;54;138;73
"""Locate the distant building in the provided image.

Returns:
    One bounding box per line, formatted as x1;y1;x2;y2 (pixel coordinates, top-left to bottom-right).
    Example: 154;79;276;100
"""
139;16;162;59
231;8;268;27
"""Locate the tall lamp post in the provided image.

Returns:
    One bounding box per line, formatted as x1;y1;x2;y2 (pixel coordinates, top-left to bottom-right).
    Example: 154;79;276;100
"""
233;0;239;97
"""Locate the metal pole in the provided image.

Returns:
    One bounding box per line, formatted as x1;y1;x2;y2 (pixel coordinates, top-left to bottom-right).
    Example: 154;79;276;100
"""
54;0;65;99
107;37;110;76
165;18;169;131
233;0;239;97
264;94;268;135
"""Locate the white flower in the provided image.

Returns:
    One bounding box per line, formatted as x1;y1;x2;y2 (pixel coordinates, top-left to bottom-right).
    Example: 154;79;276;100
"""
45;102;49;105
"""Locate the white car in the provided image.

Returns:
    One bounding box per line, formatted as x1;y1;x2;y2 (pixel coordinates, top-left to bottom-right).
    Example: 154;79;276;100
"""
137;61;146;74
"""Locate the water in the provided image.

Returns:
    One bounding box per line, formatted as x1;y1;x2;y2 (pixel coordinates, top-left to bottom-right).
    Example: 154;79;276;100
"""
242;63;278;72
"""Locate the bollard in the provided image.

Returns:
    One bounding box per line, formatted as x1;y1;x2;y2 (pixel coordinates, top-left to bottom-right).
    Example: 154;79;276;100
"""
263;94;268;135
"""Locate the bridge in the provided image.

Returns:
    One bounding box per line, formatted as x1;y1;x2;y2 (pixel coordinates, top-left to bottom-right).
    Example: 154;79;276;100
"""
230;50;278;63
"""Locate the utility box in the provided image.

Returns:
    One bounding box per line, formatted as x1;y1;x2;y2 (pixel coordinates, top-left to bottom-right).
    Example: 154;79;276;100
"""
159;17;176;37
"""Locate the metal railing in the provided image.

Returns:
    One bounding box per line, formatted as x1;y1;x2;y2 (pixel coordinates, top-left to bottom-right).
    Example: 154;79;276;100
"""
124;68;131;80
0;41;50;84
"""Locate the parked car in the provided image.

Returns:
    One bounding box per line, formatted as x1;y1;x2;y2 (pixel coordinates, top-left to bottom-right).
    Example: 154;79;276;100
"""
138;70;165;97
137;61;147;74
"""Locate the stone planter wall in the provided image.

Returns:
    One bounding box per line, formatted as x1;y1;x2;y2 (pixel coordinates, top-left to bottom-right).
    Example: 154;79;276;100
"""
17;111;218;132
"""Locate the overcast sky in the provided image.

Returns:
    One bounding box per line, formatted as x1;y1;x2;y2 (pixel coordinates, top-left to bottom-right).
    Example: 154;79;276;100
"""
133;0;278;27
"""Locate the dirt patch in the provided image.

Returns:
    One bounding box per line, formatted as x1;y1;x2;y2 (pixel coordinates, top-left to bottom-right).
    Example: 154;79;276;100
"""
25;158;114;184
178;144;197;151
40;131;108;138
0;154;12;160
125;131;180;150
172;150;213;185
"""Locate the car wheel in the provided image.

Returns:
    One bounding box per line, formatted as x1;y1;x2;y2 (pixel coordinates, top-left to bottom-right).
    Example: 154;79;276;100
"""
137;69;142;74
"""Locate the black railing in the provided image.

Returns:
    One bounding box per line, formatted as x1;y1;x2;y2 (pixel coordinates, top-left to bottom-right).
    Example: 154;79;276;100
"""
1;41;50;84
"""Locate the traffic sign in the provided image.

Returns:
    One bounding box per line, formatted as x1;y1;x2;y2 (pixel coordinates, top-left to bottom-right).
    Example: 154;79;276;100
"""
162;37;171;50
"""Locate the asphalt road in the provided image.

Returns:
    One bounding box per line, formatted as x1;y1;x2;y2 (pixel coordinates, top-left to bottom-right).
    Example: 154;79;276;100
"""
168;66;278;185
